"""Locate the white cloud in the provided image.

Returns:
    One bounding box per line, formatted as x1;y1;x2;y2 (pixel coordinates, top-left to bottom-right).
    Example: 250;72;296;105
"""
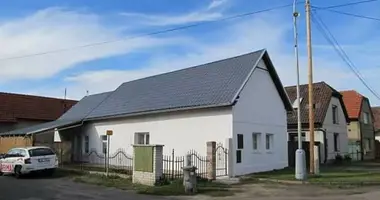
0;7;184;82
12;5;380;106
120;0;228;26
208;0;228;10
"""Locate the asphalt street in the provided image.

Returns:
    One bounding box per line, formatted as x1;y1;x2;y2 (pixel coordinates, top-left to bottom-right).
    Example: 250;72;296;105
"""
0;175;175;200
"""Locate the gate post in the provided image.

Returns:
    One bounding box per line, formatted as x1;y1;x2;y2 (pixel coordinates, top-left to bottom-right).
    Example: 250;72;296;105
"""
206;141;216;180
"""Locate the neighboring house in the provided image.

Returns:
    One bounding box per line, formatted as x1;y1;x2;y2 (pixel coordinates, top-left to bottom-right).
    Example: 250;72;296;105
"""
2;49;293;177
0;92;77;152
341;90;375;160
285;82;350;163
372;107;380;141
0;92;77;133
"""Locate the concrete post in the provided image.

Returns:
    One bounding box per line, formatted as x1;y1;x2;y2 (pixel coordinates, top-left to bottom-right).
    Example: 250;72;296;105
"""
206;141;216;180
132;144;164;186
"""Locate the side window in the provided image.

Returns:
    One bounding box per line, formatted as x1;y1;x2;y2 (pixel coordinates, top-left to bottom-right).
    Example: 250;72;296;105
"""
134;132;150;145
84;135;89;154
7;149;16;156
101;135;107;154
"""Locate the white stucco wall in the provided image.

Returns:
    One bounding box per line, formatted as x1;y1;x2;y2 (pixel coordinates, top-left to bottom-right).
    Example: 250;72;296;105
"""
82;107;232;159
323;96;349;161
232;59;288;176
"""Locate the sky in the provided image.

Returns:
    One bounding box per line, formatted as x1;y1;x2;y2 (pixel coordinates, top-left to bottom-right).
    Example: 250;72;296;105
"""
0;0;379;106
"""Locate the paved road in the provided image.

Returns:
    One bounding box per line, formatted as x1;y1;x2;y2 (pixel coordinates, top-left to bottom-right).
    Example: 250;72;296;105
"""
0;175;175;200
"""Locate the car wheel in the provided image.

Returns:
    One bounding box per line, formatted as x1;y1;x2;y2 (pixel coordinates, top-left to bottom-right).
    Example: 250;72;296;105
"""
14;166;22;179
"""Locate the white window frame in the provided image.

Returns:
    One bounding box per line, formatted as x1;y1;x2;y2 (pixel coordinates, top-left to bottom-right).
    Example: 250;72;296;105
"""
252;132;261;152
265;133;274;152
101;135;107;154
134;132;150;145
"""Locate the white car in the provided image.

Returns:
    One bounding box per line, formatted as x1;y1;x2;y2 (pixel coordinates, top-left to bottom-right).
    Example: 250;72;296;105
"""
0;146;58;178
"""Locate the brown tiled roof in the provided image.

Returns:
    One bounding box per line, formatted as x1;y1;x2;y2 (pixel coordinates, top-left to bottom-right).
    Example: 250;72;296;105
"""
285;81;349;128
0;92;78;122
340;90;363;119
372;107;380;131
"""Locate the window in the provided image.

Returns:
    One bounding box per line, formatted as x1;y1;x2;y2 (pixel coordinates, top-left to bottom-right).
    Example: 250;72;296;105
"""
19;150;27;157
101;135;108;154
364;138;371;151
363;112;370;124
236;150;242;163
252;133;261;150
265;134;274;150
135;132;150;145
237;134;244;149
333;133;339;152
84;135;89;153
28;148;55;157
332;105;339;124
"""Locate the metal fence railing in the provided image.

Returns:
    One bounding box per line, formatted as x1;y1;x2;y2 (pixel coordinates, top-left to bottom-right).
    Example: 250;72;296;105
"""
162;149;209;180
59;148;133;175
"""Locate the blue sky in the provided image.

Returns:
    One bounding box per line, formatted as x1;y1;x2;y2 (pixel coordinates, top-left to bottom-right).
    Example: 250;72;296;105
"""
0;0;379;106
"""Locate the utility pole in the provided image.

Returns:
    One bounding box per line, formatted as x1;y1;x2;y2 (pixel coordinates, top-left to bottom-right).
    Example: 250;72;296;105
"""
293;0;306;180
305;0;315;174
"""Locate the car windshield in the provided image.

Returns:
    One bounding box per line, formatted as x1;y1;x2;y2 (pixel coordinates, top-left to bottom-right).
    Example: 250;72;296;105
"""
28;148;55;157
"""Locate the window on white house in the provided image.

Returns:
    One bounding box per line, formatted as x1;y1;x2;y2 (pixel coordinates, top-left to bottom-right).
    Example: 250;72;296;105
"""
265;134;274;150
332;105;339;124
84;135;89;153
101;135;107;154
237;134;244;149
363;112;370;124
252;133;261;150
135;132;150;145
334;133;339;152
364;138;371;151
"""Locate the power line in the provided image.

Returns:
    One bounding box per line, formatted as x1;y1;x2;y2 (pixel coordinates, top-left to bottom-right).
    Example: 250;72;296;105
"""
0;3;295;62
317;0;379;9
310;11;380;100
313;7;380;22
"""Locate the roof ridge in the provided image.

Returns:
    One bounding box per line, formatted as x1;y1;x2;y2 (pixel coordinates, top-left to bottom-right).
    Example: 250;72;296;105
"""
0;91;77;102
119;49;266;87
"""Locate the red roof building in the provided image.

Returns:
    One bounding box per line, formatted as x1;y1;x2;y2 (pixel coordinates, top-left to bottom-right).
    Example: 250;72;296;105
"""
0;92;77;133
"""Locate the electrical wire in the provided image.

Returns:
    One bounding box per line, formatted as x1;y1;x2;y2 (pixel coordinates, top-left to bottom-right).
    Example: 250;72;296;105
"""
0;3;295;62
317;0;379;9
310;11;380;100
313;7;380;22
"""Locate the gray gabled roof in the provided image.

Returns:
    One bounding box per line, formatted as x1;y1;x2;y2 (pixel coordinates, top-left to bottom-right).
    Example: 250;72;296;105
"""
1;49;293;136
86;49;292;120
59;92;112;121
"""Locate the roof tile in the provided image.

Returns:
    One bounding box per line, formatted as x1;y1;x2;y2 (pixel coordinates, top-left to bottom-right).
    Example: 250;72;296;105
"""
340;90;363;119
0;92;77;122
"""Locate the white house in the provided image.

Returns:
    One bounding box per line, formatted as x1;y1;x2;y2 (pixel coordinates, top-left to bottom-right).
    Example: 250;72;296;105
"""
285;82;350;164
4;49;293;177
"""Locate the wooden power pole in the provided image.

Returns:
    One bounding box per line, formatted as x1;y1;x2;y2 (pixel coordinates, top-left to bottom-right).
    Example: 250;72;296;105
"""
305;0;315;174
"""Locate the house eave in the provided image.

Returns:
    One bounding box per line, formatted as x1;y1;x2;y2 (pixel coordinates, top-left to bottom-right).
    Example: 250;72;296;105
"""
85;103;233;122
